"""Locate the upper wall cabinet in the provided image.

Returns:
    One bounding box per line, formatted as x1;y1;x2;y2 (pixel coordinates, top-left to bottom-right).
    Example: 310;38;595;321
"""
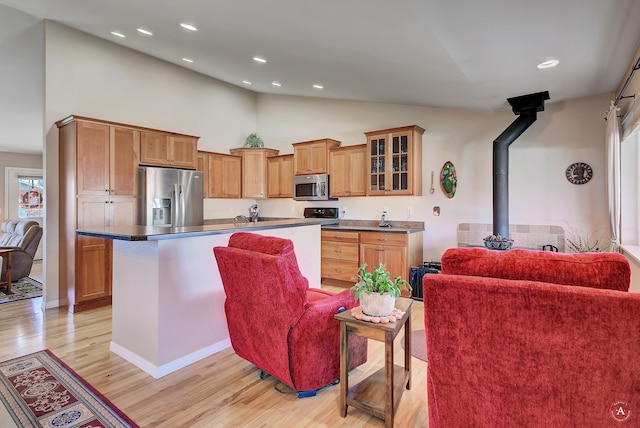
229;148;279;199
365;125;424;196
196;151;209;197
329;144;366;198
140;132;198;169
208;152;242;199
293;138;341;175
267;154;294;198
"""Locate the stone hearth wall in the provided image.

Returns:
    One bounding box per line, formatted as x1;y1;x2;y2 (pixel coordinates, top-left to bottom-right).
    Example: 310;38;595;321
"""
457;223;565;252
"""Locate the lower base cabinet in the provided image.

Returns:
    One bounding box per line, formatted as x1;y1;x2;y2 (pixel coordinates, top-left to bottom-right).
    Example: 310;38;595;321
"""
321;230;423;297
74;236;113;311
321;231;359;286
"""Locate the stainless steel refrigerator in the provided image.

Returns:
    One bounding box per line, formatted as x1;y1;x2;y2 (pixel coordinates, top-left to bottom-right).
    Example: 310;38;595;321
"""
137;166;204;227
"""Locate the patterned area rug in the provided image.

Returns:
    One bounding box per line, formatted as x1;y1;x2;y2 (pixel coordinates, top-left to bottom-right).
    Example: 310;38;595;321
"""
0;278;43;304
0;350;138;427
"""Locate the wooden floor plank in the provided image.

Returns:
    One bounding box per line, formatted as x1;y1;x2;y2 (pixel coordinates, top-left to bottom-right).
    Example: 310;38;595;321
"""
0;288;428;427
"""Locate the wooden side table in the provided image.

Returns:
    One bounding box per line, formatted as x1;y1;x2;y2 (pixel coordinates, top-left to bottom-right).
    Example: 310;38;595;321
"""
0;249;13;293
335;297;412;427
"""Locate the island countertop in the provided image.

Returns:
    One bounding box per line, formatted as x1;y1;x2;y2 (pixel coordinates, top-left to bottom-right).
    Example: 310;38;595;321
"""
76;217;339;241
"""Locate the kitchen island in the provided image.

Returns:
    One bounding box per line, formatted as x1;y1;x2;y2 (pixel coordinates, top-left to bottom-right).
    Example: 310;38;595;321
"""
77;218;337;378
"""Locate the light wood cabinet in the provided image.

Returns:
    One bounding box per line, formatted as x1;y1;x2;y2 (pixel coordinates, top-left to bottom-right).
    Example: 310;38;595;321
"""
75;236;112;303
321;230;360;286
57;116;140;312
365;125;424;196
293;139;341;175
207;152;242;199
229;148;279;198
320;229;423;293
359;231;423;297
267;154;294;198
140;132;198;169
329;144;366;197
196;151;209;197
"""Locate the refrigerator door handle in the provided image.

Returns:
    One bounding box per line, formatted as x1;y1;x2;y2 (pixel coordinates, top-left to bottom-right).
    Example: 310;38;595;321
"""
174;183;185;227
173;183;180;227
179;184;185;227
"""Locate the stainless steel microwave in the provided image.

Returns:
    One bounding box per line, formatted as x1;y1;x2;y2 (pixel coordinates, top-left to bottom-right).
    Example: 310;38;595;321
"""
293;173;332;200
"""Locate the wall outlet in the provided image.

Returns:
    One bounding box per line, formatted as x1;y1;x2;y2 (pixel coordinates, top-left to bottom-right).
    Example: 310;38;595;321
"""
407;206;413;218
341;207;347;217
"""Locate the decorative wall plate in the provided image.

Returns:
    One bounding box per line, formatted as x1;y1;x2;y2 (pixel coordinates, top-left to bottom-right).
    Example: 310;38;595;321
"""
565;162;593;185
440;161;457;198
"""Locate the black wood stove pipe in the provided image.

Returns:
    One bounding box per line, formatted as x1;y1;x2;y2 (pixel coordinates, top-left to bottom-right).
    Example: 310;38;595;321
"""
493;91;550;238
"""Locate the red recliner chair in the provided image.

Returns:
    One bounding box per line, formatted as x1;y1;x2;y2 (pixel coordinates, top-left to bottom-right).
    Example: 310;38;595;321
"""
213;232;367;396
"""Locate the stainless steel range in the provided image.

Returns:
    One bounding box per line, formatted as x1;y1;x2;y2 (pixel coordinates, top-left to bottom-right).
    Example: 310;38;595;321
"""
303;207;339;219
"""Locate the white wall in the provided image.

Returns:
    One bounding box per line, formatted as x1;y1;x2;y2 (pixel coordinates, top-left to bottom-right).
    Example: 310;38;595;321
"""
255;93;613;259
0;6;44;155
43;22;257;306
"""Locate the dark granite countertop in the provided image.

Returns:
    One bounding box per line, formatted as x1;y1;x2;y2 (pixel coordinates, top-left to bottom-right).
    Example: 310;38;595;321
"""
321;220;424;234
76;218;338;241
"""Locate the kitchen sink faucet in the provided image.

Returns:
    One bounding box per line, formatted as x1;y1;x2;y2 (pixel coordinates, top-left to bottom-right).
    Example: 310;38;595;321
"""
379;211;391;227
249;204;260;222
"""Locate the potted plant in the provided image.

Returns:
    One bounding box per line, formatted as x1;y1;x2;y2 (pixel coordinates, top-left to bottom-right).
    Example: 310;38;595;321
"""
351;263;410;316
244;132;264;148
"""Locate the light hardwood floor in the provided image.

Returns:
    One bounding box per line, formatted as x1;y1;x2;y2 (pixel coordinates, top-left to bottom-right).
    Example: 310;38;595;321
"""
0;281;429;427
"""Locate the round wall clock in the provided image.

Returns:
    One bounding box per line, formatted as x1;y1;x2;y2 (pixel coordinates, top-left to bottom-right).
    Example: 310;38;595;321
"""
565;162;593;185
440;161;457;198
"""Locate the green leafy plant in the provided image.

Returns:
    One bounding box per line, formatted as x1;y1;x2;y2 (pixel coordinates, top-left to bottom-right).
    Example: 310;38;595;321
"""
244;132;264;148
350;263;410;300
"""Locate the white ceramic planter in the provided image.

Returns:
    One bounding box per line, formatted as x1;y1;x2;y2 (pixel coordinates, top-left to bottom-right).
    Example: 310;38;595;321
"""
359;292;396;317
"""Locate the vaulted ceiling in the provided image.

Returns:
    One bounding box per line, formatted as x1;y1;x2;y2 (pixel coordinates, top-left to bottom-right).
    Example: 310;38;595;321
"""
1;0;639;153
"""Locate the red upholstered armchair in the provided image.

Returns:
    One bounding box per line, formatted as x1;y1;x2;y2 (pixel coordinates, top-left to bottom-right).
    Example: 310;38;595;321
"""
424;248;638;427
213;232;367;396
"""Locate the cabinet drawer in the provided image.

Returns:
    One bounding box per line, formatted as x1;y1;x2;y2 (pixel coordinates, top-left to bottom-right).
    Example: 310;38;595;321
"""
321;241;359;261
321;259;359;282
321;230;359;243
360;232;408;246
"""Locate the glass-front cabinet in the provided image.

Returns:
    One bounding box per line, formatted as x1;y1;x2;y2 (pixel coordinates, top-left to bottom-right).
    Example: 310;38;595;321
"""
365;125;424;196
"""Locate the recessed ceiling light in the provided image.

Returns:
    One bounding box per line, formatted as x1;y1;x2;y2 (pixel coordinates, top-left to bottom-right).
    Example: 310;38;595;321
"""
111;31;126;38
180;23;198;31
242;80;252;85
313;84;324;90
182;58;194;63
537;59;559;69
271;81;282;87
137;28;153;36
253;56;267;64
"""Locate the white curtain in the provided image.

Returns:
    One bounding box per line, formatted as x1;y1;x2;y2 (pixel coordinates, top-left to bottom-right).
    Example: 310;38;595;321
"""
606;100;621;251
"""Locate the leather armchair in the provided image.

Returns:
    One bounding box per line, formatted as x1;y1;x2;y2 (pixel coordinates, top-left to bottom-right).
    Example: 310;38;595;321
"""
0;219;43;282
214;232;367;395
423;248;637;427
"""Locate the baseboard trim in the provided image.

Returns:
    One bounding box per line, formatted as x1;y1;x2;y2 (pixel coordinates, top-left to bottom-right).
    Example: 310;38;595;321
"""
109;339;232;379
